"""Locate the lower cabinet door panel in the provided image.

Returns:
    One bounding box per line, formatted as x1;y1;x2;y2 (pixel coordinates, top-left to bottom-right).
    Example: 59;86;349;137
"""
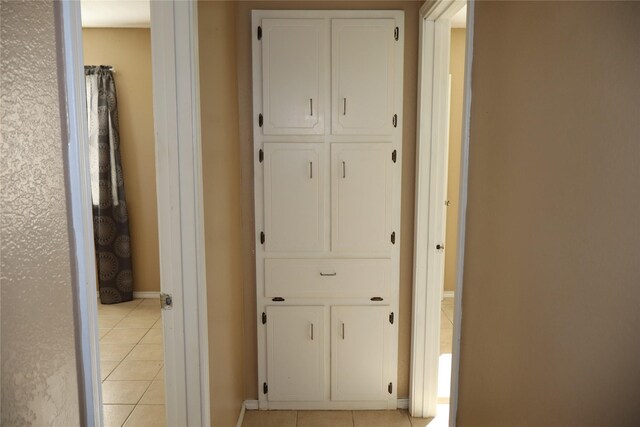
266;306;325;401
331;305;392;401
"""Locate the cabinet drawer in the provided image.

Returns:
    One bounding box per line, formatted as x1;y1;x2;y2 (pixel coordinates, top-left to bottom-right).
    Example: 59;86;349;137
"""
265;259;391;298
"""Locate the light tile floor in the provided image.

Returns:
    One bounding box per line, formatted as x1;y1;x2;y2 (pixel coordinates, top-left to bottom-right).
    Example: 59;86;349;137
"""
242;410;432;427
243;299;455;427
99;298;166;427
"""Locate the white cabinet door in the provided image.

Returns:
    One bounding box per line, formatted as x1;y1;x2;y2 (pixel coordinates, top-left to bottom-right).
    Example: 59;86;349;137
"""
266;306;325;401
264;143;324;252
331;306;392;401
332;144;392;253
261;19;325;135
332;19;396;135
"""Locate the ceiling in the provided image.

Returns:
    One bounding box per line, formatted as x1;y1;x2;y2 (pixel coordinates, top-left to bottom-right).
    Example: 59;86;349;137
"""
81;0;150;28
451;5;467;29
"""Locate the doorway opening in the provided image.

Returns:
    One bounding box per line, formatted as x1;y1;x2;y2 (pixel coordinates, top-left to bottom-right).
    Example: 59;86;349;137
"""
439;1;467;411
81;5;166;425
411;0;473;425
61;1;210;426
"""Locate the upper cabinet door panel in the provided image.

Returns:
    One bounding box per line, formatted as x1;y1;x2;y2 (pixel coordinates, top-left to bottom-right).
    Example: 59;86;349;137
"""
262;19;325;135
264;143;324;252
332;19;395;136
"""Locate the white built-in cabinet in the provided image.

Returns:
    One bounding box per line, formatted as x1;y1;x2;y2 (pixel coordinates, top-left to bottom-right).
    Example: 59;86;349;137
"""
253;10;404;411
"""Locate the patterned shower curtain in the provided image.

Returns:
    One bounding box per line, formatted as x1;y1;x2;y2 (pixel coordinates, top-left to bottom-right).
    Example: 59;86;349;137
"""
85;66;134;304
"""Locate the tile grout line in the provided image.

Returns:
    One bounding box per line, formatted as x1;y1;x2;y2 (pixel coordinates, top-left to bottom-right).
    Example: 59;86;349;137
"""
441;308;455;325
119;405;136;427
101;325;150;381
98;299;164;425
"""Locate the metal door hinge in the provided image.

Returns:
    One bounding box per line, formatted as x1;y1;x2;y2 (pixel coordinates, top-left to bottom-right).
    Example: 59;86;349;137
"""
389;312;394;324
160;293;173;310
392;114;398;128
391;232;396;244
263;382;268;394
388;382;393;394
258;113;263;127
257;26;262;40
394;27;399;41
260;231;265;245
259;149;264;163
392;150;397;163
262;312;267;324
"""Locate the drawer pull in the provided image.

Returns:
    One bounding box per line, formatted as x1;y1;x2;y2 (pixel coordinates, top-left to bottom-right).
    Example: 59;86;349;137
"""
310;323;314;340
319;272;337;277
371;297;384;301
342;322;345;340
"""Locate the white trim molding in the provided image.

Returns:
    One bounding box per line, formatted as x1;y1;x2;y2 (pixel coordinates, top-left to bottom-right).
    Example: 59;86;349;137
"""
450;2;475;425
410;0;468;421
236;402;247;427
396;398;410;409
244;400;260;411
59;2;103;425
150;1;210;426
94;291;161;301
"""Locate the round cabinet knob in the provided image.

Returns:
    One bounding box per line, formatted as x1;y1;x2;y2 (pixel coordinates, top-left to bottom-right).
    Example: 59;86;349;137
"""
436;244;445;250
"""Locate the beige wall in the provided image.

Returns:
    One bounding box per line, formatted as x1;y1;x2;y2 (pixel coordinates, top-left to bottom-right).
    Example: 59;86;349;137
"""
443;28;466;293
1;1;81;424
198;2;246;426
83;28;160;293
458;1;640;425
233;1;421;399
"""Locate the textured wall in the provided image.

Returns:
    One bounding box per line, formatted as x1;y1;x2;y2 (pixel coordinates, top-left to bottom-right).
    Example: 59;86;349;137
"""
83;28;160;293
458;1;640;425
234;0;421;399
0;1;82;425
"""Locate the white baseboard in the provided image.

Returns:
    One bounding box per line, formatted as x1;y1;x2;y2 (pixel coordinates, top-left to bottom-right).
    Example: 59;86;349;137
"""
240;398;408;413
133;291;160;299
396;398;409;409
244;400;259;410
236;401;248;427
97;291;160;301
443;291;455;299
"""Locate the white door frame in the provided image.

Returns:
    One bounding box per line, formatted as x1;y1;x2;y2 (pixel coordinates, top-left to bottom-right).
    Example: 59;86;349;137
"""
59;1;210;426
410;0;473;423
